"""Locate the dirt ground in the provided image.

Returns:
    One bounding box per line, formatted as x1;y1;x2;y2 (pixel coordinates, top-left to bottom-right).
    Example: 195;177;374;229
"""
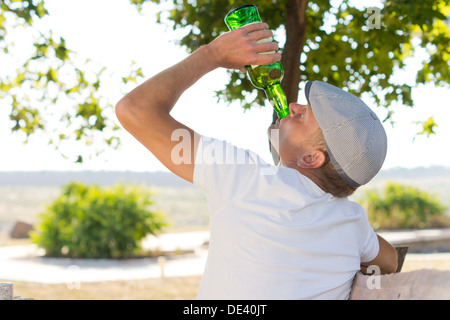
401;253;450;272
9;253;450;300
11;275;202;300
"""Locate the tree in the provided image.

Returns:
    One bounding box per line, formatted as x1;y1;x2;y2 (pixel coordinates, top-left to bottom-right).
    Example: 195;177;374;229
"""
360;182;449;229
1;0;449;163
130;0;449;154
0;0;143;162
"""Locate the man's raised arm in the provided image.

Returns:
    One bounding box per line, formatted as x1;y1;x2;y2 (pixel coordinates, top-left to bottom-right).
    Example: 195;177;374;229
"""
115;22;281;183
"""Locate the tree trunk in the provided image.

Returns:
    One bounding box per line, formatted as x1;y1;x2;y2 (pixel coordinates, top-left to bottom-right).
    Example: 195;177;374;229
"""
269;0;308;163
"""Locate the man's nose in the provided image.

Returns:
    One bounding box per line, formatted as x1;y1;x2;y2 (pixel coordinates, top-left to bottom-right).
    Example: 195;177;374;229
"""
289;103;307;116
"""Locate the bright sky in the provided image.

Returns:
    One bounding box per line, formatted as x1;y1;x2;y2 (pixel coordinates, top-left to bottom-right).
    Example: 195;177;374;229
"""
0;0;449;172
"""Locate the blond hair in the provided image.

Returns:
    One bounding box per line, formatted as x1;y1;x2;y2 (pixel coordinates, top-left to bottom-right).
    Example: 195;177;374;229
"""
308;128;357;198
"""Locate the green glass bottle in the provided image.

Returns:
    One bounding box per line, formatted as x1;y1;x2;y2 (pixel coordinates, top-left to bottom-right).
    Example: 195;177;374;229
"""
224;5;290;119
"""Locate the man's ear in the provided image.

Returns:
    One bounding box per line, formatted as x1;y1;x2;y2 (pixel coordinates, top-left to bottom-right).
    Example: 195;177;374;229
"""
297;150;327;169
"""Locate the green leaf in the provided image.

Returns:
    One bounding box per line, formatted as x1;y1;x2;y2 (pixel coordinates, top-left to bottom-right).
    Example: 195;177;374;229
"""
126;0;450;134
36;1;48;18
414;116;438;138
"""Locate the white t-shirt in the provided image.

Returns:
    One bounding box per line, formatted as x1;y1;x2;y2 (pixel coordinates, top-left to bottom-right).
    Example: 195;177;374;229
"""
193;136;379;300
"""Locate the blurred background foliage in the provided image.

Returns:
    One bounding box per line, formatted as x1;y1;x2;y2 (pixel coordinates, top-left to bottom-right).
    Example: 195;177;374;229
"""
0;0;448;162
30;182;168;258
359;182;450;230
0;0;142;162
131;0;449;126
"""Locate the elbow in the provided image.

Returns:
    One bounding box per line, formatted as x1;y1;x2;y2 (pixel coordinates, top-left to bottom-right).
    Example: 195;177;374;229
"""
115;97;141;130
380;248;399;275
387;249;399;274
115;96;159;127
115;97;131;124
376;235;399;275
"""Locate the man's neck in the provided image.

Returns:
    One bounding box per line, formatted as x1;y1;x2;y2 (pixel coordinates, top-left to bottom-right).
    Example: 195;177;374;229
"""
281;162;328;194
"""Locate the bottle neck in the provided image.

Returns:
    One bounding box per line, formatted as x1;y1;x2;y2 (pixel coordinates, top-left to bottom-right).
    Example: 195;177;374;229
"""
265;84;290;119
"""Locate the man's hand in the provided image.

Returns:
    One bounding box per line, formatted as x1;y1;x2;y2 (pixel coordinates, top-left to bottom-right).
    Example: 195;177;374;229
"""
206;22;281;72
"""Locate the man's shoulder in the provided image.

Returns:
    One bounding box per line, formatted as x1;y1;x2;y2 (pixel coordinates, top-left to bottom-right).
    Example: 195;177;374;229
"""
196;135;275;170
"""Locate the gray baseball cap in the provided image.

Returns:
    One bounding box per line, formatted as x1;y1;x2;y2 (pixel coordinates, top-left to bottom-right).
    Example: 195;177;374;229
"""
304;80;387;188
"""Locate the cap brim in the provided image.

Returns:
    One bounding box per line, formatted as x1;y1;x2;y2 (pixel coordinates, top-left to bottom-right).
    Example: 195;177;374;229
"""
304;81;313;106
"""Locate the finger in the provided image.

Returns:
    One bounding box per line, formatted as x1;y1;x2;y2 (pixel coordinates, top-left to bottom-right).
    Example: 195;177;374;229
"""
255;41;279;54
240;22;269;34
234;66;247;73
250;51;282;66
248;29;274;42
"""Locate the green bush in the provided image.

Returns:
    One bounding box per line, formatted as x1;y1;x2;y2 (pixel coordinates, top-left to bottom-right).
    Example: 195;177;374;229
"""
30;182;168;258
360;183;449;230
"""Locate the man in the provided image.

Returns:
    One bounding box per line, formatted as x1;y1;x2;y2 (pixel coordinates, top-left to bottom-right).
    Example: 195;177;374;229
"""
115;22;398;299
